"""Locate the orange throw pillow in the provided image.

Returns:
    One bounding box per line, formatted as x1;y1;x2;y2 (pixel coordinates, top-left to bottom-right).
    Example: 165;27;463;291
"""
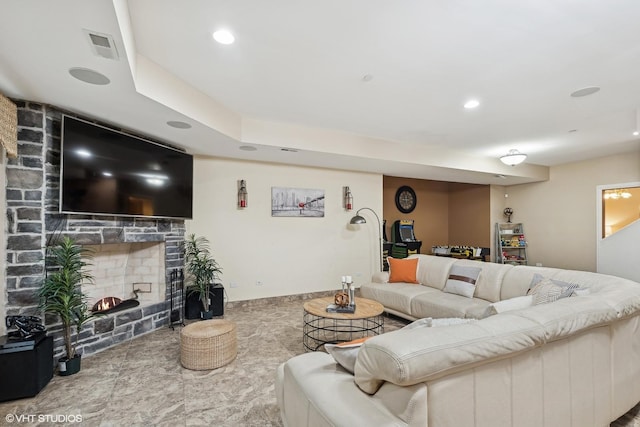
388;257;419;284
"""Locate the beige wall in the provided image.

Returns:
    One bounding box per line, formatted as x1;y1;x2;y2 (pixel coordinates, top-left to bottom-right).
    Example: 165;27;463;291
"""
383;177;491;252
383;177;449;251
188;157;382;301
503;151;640;271
448;183;490;247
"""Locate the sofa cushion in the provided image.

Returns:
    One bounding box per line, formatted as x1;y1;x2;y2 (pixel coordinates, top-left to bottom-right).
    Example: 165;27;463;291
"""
354;313;546;394
482;295;534;318
443;265;481;298
412;254;457;291
388;257;420;284
360;282;437;315
500;266;563;300
508;296;619;343
279;352;428;427
410;291;490;319
461;260;513;303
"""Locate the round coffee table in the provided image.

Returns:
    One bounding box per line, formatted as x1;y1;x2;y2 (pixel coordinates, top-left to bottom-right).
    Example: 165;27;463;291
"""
303;296;384;352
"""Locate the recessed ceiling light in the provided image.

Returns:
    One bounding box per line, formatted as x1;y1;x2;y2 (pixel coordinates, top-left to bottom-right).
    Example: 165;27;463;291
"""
213;30;235;45
570;86;600;97
239;145;257;151
166;120;191;129
464;99;480;109
68;67;110;85
362;74;373;82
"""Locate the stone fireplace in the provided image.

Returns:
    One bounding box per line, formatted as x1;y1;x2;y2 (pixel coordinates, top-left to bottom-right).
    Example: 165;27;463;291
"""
84;242;166;308
4;100;186;359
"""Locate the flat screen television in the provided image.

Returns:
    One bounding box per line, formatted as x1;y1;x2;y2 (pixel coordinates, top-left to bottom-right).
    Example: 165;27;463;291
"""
60;115;193;219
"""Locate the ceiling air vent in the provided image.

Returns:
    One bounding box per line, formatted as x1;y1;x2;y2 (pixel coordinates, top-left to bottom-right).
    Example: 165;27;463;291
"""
83;29;119;60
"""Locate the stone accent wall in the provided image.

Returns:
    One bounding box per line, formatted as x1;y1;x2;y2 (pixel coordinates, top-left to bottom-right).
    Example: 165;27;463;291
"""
4;100;185;358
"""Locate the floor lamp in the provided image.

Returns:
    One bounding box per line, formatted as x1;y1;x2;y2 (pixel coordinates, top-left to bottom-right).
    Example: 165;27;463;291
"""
349;207;383;272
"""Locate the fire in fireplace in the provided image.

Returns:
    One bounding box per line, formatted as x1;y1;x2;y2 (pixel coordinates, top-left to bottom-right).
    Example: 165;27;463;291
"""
92;297;140;315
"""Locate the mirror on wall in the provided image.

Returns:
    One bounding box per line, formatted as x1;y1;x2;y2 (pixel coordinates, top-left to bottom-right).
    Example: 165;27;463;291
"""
601;186;640;238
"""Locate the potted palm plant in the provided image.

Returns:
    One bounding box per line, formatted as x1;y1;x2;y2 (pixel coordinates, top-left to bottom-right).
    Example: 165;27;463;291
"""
183;234;222;319
37;236;98;376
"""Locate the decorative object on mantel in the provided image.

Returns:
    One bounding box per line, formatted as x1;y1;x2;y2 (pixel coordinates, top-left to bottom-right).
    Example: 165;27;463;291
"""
183;234;222;320
238;179;248;208
37;237;101;376
503;207;513;223
343;186;353;211
0;93;17;158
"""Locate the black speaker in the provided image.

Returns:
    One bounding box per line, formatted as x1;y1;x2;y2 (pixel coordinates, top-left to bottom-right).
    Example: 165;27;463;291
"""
184;284;225;319
0;335;53;402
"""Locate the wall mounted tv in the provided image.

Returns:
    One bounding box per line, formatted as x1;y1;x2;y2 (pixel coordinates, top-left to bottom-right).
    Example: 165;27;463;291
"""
60;115;193;219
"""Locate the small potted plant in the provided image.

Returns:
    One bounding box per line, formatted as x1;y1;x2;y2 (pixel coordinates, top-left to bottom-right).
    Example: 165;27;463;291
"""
37;236;99;376
183;234;222;319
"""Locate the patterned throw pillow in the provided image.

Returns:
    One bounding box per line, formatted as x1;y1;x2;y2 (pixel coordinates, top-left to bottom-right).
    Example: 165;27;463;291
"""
387;257;420;284
528;278;579;305
443;265;481;298
528;274;581;300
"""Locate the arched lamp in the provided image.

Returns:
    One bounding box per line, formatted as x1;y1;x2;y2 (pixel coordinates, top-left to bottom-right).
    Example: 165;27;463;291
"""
350;207;383;272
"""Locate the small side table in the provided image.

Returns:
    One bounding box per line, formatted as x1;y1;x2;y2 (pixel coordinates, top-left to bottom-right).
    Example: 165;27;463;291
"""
180;319;237;370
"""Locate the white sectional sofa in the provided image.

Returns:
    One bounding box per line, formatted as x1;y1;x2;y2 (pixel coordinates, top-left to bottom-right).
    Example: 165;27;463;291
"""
276;254;640;427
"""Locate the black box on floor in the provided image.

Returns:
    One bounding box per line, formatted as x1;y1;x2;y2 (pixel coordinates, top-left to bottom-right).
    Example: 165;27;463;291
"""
185;284;224;319
0;333;53;402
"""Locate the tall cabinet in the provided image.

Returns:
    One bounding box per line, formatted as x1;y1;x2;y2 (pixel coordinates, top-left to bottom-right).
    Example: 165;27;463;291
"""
495;223;528;265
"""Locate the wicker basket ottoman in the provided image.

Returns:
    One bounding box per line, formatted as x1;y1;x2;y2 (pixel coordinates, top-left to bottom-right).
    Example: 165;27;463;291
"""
180;319;237;370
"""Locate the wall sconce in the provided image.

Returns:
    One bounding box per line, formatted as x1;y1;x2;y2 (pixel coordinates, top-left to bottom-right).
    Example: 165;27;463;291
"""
343;186;353;211
238;179;248;208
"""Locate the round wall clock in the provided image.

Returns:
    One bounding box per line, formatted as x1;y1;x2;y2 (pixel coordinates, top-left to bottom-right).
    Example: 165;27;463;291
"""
395;186;417;213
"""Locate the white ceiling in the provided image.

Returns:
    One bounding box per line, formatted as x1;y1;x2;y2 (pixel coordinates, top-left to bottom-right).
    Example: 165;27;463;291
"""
1;0;639;185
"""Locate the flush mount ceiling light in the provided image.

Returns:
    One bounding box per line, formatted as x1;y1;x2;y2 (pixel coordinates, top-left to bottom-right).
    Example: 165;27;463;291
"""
500;149;527;166
68;67;110;85
213;29;235;44
464;99;480;109
570;86;600;97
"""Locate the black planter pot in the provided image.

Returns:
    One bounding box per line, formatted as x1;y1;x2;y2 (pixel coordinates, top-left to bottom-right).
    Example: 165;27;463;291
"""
185;285;224;319
58;354;81;376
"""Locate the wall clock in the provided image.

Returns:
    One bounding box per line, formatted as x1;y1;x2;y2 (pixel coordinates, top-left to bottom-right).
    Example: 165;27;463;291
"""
395;186;417;213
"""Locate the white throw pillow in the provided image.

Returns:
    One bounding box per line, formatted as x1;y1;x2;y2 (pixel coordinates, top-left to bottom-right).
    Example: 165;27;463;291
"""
483;295;533;318
443;265;481;298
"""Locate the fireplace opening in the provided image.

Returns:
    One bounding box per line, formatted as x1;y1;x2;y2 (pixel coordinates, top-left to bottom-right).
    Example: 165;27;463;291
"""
92;297;140;315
